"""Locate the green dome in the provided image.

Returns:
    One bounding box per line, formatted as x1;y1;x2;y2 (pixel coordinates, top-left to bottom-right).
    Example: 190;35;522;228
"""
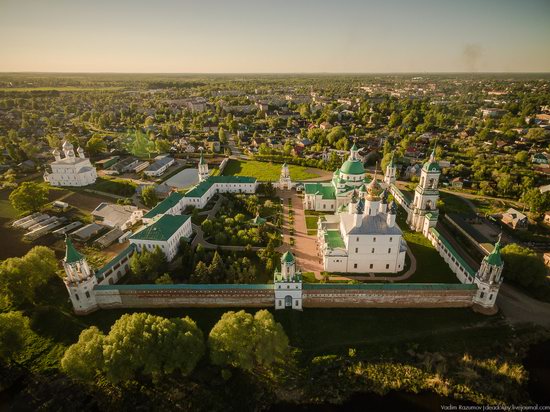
422;161;440;172
340;160;365;175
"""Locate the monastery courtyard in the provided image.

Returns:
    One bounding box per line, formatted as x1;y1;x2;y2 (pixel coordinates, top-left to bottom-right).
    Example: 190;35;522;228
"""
277;188;417;282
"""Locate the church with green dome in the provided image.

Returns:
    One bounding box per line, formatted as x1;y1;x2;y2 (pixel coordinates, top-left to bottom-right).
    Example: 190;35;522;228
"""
304;144;372;211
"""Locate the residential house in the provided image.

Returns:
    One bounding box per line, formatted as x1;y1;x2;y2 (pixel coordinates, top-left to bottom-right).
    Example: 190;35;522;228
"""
501;208;528;231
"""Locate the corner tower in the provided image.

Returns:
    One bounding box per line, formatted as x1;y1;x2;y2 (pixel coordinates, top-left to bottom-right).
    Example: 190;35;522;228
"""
62;236;98;314
473;235;504;309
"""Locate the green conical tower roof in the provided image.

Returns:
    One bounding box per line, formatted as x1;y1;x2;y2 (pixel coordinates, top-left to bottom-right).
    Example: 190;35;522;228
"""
64;236;84;264
199;153;206;165
486;235;503;266
282;251;295;263
350;142;359;152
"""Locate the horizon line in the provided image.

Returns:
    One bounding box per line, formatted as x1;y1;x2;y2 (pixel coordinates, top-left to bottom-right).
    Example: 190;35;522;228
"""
1;71;550;75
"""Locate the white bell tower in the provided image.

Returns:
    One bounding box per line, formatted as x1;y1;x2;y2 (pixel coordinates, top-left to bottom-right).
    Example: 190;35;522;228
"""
279;162;292;190
198;153;209;182
407;147;440;232
62;236;99;314
274;251;302;310
384;153;397;185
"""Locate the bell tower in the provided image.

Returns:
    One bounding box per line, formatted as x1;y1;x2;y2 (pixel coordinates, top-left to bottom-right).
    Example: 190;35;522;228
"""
62;236;98;314
407;147;440;232
279;162;292;190
198;153;209;182
384;152;397;185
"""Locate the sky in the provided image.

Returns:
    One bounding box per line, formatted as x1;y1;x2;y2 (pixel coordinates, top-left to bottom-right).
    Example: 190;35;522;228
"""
1;0;549;73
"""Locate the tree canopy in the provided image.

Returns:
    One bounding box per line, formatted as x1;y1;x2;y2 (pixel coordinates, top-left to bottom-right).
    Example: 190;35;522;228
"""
0;311;31;363
61;313;204;383
9;182;49;213
0;246;58;307
208;310;289;371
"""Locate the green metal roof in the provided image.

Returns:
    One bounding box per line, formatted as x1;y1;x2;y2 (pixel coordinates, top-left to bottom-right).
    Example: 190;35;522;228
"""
95;283;274;291
96;244;136;278
304;183;336;199
303;283;477;290
251;215;267;225
184;175;257;198
143;192;184;219
350;143;359;151
64;236;84;264
486;241;503;266
430;228;476;277
324;230;346;249
130;214;190;242
422;161;441;172
340;159;365;175
282;251;295;263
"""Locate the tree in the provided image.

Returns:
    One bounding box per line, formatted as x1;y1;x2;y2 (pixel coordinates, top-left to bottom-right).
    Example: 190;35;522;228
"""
155;273;173;284
514;151;529;164
0;311;31;363
155;138;171;154
102;313;204;383
61;326;105;381
191;261;210;283
86;135;107;156
501;244;547;289
208;310;289;371
9;182;49;213
0;246;58;307
141;186;158;208
62;314;204;383
129;246;168;281
521;188;550;217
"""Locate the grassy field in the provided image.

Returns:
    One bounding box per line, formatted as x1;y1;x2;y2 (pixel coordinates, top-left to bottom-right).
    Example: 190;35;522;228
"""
222;159;318;181
439;191;474;214
88;177;136;197
0;86;124;92
305;215;319;231
396;207;459;284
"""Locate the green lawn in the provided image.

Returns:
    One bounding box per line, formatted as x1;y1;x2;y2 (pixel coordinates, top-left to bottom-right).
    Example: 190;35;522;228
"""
222;159;318;181
0;199;18;219
439;191;473;214
396;207;459;284
301;272;319;283
88;177;137;197
305;215;319;231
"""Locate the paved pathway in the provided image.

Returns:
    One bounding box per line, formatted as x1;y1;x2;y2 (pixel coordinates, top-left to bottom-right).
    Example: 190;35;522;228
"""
497;284;550;328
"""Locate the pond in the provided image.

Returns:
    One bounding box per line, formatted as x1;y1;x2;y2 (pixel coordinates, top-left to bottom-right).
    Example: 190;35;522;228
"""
164;168;199;189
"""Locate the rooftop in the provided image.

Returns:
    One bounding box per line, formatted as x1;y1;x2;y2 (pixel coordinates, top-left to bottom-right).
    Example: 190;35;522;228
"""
130;214;190;242
143;192;184;219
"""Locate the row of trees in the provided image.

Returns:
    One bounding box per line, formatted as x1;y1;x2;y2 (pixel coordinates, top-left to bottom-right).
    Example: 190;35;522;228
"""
60;310;289;383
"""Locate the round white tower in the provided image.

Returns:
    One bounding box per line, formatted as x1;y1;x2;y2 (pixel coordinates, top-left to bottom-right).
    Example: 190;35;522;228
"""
473;235;504;309
62;236;98;314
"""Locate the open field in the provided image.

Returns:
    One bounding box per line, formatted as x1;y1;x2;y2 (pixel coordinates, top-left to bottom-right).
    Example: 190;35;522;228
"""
222;159;319;181
0;86;124;92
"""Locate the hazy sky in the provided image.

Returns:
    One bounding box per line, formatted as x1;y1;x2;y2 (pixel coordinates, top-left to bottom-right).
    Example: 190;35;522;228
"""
1;0;549;73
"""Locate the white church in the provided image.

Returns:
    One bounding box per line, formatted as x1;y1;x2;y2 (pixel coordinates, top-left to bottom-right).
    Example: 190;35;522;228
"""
44;141;97;187
317;177;407;273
